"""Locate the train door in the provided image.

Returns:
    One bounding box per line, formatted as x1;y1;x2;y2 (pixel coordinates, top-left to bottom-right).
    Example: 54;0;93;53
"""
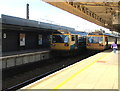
78;36;86;49
115;38;117;44
117;37;120;45
105;36;108;48
75;35;78;46
70;35;76;50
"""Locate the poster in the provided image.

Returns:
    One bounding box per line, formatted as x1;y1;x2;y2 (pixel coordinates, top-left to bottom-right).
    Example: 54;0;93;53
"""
38;34;42;45
20;33;25;46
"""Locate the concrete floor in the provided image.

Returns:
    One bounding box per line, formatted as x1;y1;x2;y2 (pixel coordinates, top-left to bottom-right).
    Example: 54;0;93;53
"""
20;49;119;90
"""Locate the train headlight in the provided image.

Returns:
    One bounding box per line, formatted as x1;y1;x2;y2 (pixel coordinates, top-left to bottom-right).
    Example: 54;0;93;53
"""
99;44;103;46
64;43;69;46
87;44;91;46
52;44;56;46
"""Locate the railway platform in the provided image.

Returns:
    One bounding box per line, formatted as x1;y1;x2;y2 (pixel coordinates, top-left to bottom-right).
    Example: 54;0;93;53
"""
20;48;119;90
1;49;51;69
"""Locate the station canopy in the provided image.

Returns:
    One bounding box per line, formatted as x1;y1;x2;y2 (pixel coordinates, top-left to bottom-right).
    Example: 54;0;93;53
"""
43;0;120;33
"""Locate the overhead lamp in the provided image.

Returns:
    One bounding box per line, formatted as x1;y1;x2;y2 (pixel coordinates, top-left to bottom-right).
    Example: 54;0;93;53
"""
105;23;108;26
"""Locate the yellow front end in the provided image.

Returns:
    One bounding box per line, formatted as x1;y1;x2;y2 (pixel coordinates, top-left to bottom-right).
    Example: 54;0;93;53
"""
86;35;106;50
51;43;70;51
86;43;105;50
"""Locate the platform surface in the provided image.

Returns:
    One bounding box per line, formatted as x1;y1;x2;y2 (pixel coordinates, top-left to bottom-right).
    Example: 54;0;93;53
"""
21;49;119;91
2;48;50;57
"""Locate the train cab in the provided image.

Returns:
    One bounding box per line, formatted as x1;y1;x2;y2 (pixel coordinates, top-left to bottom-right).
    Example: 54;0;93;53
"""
51;30;87;52
51;32;70;51
86;32;118;50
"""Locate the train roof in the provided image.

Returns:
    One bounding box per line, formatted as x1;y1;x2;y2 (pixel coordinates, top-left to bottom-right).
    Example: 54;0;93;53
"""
54;30;88;36
104;33;115;36
70;31;88;36
88;32;103;35
88;32;117;37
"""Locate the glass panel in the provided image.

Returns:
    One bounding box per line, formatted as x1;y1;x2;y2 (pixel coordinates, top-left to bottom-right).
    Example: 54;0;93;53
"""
79;37;86;42
88;37;103;43
52;35;69;43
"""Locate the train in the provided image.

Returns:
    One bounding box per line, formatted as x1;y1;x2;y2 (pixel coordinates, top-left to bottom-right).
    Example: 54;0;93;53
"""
50;30;87;55
51;30;120;54
86;32;120;50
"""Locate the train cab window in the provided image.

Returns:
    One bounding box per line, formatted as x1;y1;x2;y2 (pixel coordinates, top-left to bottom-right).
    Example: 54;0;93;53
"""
71;35;75;41
99;37;103;43
52;35;69;43
64;36;69;43
88;37;103;43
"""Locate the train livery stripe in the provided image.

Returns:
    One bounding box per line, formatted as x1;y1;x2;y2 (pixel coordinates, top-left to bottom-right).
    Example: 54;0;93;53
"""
52;53;110;90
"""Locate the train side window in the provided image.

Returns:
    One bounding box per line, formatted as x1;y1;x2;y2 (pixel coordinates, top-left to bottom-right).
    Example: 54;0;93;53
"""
79;37;83;42
71;35;75;41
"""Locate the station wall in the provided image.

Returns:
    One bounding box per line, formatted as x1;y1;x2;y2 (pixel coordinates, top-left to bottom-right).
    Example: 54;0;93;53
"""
2;29;51;52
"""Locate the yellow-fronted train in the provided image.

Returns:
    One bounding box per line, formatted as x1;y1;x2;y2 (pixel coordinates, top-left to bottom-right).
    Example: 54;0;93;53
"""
86;32;120;50
51;30;88;56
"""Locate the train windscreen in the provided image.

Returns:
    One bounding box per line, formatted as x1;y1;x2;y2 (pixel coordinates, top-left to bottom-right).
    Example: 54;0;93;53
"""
52;35;69;43
88;37;103;43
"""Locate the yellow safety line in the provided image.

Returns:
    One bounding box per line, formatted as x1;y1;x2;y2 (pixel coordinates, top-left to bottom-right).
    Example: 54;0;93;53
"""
52;53;110;91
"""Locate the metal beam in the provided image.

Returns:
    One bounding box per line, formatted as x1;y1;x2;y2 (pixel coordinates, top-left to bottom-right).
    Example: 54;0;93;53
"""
43;1;120;32
46;2;110;28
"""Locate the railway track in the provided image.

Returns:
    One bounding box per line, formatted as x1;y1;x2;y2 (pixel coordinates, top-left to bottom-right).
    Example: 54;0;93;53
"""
2;50;104;91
